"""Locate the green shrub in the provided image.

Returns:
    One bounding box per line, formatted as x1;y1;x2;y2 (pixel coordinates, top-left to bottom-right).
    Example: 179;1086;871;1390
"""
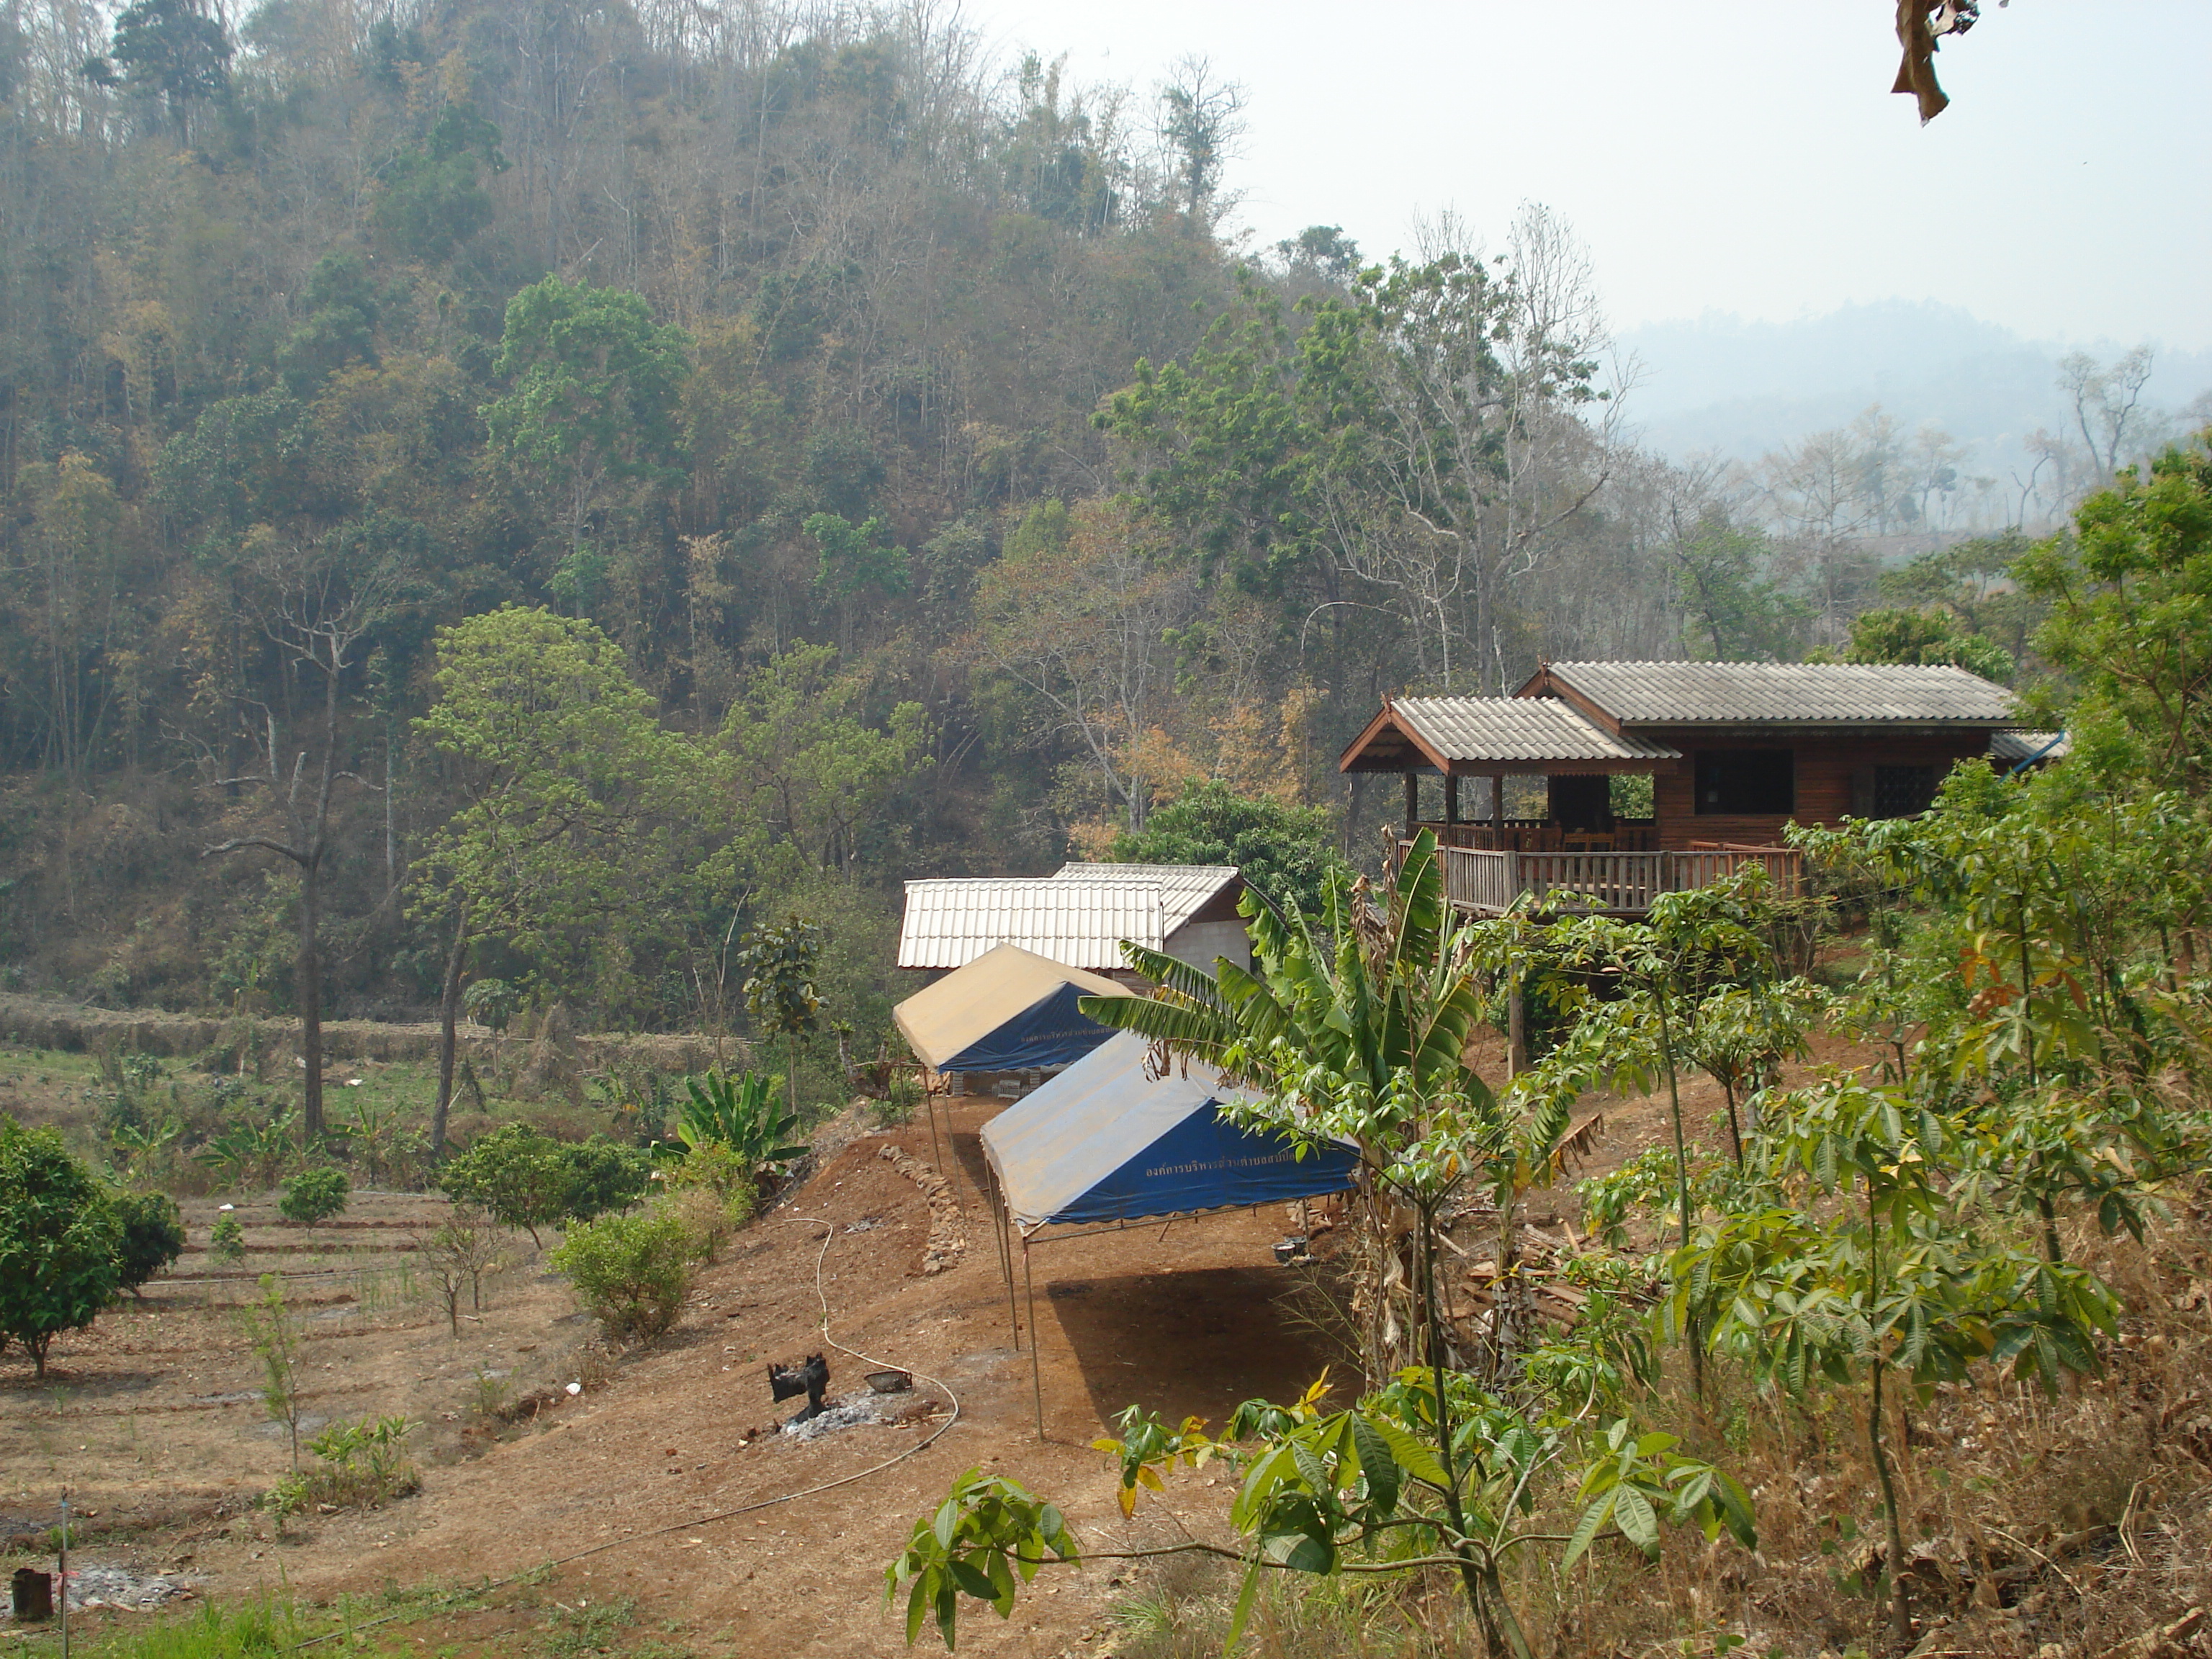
436;1122;574;1245
0;1118;122;1375
112;1190;186;1295
438;1123;649;1244
210;1213;246;1262
665;1184;758;1262
550;1206;695;1343
562;1134;651;1222
664;1139;754;1206
303;1413;418;1508
278;1167;351;1226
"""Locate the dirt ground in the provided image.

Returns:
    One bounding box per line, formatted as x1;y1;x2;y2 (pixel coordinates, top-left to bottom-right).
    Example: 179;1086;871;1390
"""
1;1100;1364;1655
0;1027;1869;1656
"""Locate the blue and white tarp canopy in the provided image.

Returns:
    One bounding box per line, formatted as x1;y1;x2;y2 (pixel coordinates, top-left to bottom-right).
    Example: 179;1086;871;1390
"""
981;1031;1362;1232
893;943;1130;1074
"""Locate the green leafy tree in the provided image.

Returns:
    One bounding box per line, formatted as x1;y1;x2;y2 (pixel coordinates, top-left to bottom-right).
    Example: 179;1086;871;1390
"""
561;1136;653;1222
892;1375;1751;1658
0;1120;123;1375
2015;433;2212;793
482;276;693;586
276;251;379;394
720;643;927;878
1667;516;1812;662
435;1123;576;1247
1107;778;1345;922
413;607;716;1150
461;978;519;1033
88;0;231;138
279;1166;350;1226
735;919;824;1120
805;513;908;652
112;1190;186;1297
1677;1079;2116;1650
1825;604;2015;683
1877;531;2044;669
373;102;508;261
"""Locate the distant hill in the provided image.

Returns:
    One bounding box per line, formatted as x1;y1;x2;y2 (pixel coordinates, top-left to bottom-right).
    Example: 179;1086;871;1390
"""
1618;300;2212;486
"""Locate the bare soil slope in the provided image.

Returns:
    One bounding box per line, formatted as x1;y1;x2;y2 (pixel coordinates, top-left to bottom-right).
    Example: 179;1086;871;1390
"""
5;1102;1347;1655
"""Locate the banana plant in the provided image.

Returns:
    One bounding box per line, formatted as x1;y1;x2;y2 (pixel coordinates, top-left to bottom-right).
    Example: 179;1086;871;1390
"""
193;1108;300;1190
109;1113;184;1186
667;1069;808;1176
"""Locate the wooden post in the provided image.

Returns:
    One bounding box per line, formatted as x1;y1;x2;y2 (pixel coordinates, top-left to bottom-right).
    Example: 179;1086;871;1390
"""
1442;772;1459;827
1491;772;1506;831
1508;974;1528;1079
1403;773;1419;837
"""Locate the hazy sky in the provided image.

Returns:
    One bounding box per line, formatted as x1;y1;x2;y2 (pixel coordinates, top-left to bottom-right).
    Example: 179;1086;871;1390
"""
959;0;2212;351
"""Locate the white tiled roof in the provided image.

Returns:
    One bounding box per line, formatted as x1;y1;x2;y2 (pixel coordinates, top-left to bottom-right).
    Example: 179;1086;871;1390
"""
897;878;1164;971
1542;661;2018;724
1053;863;1241;932
1390;698;1681;764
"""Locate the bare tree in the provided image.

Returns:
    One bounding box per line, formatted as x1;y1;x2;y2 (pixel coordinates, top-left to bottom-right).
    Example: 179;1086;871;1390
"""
2061;346;2155;478
974;498;1195;832
1155;55;1244;233
203;554;387;1144
1326;204;1627;692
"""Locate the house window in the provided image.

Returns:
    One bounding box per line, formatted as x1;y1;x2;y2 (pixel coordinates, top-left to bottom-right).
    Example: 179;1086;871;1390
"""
1873;765;1938;819
1694;750;1794;816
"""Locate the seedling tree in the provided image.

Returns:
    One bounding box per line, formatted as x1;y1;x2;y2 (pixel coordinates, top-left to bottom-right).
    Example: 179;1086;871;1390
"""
243;1274;307;1470
420;1206;501;1336
1674;1079;2117;1650
735;917;823;1122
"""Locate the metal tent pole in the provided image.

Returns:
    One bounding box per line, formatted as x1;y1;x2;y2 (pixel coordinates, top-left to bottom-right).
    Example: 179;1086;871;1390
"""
988;1161;1020;1350
1023;1234;1044;1439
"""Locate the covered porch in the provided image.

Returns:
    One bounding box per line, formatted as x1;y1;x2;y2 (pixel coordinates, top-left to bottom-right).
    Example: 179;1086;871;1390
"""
1343;694;1799;917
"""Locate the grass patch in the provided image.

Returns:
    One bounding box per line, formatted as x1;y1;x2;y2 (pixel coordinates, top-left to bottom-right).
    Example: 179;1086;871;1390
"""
63;1595;402;1658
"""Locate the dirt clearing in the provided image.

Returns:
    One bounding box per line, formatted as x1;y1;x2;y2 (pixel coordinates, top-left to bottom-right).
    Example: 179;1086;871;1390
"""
3;1100;1347;1655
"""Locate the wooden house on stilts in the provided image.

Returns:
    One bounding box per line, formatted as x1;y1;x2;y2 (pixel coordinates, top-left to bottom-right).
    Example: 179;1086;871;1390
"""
1339;660;2060;918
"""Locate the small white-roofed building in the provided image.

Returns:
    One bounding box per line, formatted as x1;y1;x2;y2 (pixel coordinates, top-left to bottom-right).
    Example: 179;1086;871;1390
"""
895;863;1250;978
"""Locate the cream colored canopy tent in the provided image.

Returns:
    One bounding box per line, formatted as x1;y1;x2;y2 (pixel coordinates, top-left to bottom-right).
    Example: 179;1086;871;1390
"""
892;943;1130;1077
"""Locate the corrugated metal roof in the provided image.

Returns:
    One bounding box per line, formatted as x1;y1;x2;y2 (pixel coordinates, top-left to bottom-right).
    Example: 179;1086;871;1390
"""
1392;697;1682;763
897;878;1163;971
1053;863;1241;932
1540;661;2018;724
1990;729;2070;765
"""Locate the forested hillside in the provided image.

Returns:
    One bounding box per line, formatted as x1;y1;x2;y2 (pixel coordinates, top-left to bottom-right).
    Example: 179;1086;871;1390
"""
0;0;2151;1062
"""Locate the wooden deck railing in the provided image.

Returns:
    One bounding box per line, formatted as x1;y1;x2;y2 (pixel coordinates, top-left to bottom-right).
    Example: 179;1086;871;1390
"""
1413;820;1659;853
1408;840;1803;917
